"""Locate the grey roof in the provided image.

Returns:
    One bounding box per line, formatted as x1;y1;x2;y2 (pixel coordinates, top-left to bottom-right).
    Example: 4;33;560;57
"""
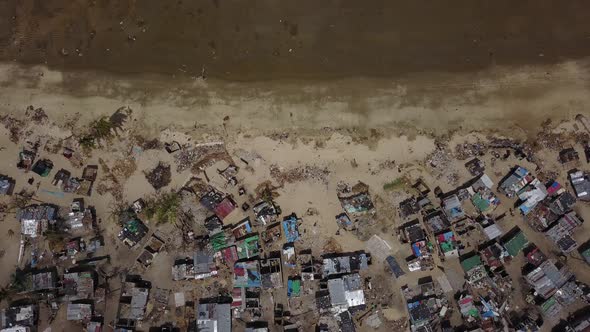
197;302;231;332
328;278;347;307
194;250;215;274
130;287;149;319
570;171;590;200
66;303;92;321
17;204;57;222
322;252;369;278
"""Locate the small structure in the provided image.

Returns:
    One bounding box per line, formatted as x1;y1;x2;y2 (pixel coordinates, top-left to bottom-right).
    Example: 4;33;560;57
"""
30;268;58;293
231;218;253;239
63;270;96;300
0;175;15;195
424;210;451;234
282;214;300;243
31;159;53;177
287;277;301;298
17;149;36;171
260;222;282;247
386;256;405;278
118;214;148;248
233;260;261;288
570;170;590;201
469;174;500;213
501;227;528;257
335;213;354;231
435;230;459;257
194;250;217;279
214;197;237;220
498;166;533;197
66;303;93;322
517;179;548;215
442;194;464;221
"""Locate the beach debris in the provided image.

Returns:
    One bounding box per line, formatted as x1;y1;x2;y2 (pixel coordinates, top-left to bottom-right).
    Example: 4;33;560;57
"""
144;162;172;190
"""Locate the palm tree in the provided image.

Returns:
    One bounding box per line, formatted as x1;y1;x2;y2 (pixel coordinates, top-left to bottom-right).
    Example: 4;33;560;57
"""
7;229;14;238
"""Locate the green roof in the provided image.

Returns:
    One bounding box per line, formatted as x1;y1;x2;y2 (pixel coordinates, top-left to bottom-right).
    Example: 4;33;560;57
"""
541;296;558;313
211;232;228;251
461;255;483;273
440;241;456;253
472;193;490;212
504;231;528;257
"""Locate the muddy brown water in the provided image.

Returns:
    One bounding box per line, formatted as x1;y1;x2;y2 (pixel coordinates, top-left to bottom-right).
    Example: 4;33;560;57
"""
2;0;590;80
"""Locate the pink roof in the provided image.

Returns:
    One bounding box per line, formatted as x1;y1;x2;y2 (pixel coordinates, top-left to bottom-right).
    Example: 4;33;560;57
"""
214;197;236;219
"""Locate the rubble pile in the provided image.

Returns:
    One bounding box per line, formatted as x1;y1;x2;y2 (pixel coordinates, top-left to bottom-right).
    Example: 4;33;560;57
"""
454;140;488;160
144;162;172;190
269;164;331;185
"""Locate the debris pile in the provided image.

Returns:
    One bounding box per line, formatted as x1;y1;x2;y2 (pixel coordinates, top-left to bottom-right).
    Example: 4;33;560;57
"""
144;162;172;190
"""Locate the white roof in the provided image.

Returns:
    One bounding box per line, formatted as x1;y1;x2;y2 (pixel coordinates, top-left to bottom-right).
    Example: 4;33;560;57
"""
345;289;365;307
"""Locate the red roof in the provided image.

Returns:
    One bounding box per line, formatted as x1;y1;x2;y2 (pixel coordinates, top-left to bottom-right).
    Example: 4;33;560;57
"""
214;197;236;219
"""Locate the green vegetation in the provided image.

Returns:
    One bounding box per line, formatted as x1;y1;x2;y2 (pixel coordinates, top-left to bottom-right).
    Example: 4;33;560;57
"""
383;177;407;191
78;116;115;151
144;192;181;224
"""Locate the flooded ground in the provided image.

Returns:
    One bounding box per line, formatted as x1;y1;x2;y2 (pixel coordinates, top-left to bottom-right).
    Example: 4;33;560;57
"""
2;0;590;80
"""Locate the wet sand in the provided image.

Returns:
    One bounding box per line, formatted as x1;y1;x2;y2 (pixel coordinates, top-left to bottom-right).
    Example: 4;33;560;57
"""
2;1;590;80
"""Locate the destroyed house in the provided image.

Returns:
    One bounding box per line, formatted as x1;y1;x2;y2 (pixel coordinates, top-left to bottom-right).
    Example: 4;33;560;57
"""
570;170;590;201
204;215;223;234
559;148;579;164
117;276;151;327
32;159;53;177
0;175;15;195
197;299;232;332
338;191;375;215
424;210;450;234
63;269;96;300
199;189;225;211
82;165;98;182
253;201;281;225
400;219;426;243
526;203;560;232
17;204;57;238
407;295;437;328
469;174;500;213
523;260;573;300
0;304;38;330
399;197;420;220
524;244;547;267
67;207;94;233
261;222;282;246
322;251;370;278
479;241;506;269
498;166;532;197
172;258;195;281
260;256;283;289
